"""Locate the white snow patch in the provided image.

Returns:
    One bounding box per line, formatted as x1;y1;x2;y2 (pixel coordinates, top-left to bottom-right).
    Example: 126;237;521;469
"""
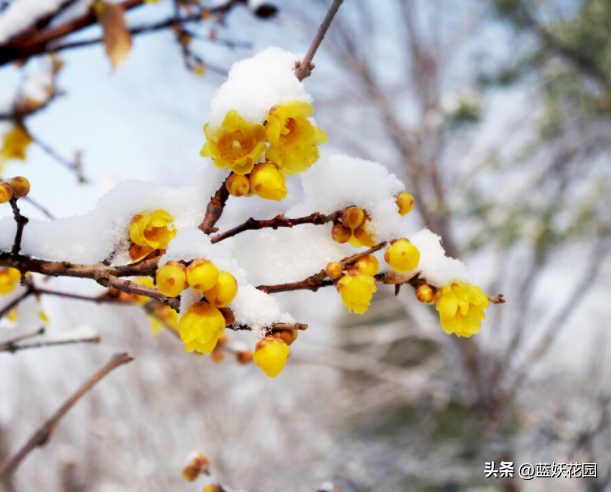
0;0;68;44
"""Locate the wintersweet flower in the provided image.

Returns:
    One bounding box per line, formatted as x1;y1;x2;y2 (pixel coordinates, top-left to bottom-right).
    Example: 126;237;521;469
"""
335;207;376;248
384;239;420;273
395;192;415;216
225;173;250;197
415;284;435;304
203;271;238;308
0;267;21;295
186;259;219;293
9;177;30;198
265;101;328;175
250;162;287;201
435;280;489;338
178;301;226;354
254;335;291;377
129;210;176;251
353;254;379;276
150;305;179;335
0;182;12;204
1;126;32;162
336;271;377;314
200;111;267;175
156;261;188;297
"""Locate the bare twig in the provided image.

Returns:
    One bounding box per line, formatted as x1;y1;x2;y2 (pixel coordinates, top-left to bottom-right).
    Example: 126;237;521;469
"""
32;135;86;183
0;352;133;479
0;328;45;352
8;197;29;256
0;334;100;354
295;0;345;81
22;196;55;220
211;211;337;243
199;179;230;234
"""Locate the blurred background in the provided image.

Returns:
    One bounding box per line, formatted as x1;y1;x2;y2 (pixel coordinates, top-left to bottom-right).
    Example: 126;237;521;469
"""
0;0;610;491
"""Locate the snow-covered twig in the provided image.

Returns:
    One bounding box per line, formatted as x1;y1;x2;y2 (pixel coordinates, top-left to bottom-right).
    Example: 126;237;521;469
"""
0;352;133;479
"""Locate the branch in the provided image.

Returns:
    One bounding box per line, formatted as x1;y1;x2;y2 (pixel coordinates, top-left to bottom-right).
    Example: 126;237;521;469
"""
295;0;345;81
0;333;100;354
211;211;337;243
0;328;45;352
0;352;133;480
32;135;87;183
199;179;230;234
9;197;29;257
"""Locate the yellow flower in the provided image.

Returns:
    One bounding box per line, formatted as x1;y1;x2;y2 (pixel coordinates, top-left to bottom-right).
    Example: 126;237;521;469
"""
186;259;219;293
254;335;291;377
384;239;420;273
203;271;238;308
225;173;250;197
129;210;176;250
415;284;435;304
265;102;328;175
156;261;188;297
435;280;489;338
353;254;379;276
249;162;287;201
336;271;377;314
1;126;32;162
150;305;179;335
0;267;21;295
395;192;415;216
178;301;226;354
134;276;155;305
339;207;376;248
200;111;267;175
0;182;12;204
9;176;30;198
325;262;343;279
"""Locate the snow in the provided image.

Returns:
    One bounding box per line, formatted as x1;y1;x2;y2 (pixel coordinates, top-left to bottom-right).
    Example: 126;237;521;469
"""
0;0;68;44
318;482;335;492
207;47;312;128
0;166;227;263
294;154;408;242
408;229;471;287
45;326;98;341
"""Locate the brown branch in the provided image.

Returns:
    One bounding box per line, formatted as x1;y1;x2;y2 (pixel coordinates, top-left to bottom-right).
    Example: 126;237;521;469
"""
8;197;28;257
0;289;31;320
0;328;45;352
0;352;133;480
199;179;230;235
32;135;87;183
0;334;100;354
211;211;337;243
295;0;345;81
22;196;55;220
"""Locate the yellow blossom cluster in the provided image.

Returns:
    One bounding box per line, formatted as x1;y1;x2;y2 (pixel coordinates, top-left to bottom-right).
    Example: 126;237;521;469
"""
0;176;30;204
200;102;328;201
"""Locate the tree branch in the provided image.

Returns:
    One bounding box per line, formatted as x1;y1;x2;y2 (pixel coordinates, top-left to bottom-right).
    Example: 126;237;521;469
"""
8;197;29;257
0;333;100;354
199;179;230;235
0;352;133;480
295;0;345;81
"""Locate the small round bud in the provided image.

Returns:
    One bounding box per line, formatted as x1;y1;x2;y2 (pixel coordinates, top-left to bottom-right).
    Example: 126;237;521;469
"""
226;173;250;197
211;348;225;363
182;453;209;481
203;271;238;308
203;486;222;492
395;192;415;216
342;207;365;230
384;239;420;273
217;332;228;347
415;284;435;304
236;351;254;365
156;261;188;297
9;177;29;198
186;259;219;293
273;329;298;346
254;335;291;378
351;224;376;247
0;182;13;204
331;223;351;244
219;307;235;326
353;254;379;276
250;162;287;201
326;262;343;279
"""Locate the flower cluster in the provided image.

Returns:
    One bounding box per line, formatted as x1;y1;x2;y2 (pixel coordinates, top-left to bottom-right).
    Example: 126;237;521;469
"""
331;206;375;248
200;102;328;201
0;176;30;204
128;210;176;262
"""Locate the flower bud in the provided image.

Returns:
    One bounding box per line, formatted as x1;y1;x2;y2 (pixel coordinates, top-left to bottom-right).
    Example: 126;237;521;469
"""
203;486;222;492
178;301;225;354
186;259;219;293
326;262;343;279
395;191;415;216
350;224;376;248
353;254;379;276
182;453;209;481
236;351;254;364
217;333;228;347
342;206;365;230
254;335;290;377
0;182;13;204
219;307;235;326
273;329;298;346
331;223;351;244
203;271;238;308
226;173;250;197
9;177;29;198
384;239;420;273
250;162;287;201
0;267;21;295
415;284;435;304
156;261;188;297
211;348;225;363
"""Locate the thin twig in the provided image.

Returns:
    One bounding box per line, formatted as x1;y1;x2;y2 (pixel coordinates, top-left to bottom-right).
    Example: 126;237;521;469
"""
8;197;29;256
199;179;230;234
0;352;133;479
211;211;337;243
295;0;345;81
32;135;86;183
0;335;100;354
22;196;55;220
0;328;45;352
